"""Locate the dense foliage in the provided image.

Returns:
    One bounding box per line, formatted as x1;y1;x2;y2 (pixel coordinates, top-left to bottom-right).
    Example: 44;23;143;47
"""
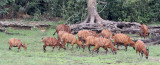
0;0;160;23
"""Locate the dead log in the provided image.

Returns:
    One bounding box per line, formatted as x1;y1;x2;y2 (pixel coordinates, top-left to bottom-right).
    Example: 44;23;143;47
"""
0;21;51;35
0;21;51;30
0;27;5;32
149;25;160;29
70;21;160;37
5;32;26;36
133;35;160;45
70;21;141;34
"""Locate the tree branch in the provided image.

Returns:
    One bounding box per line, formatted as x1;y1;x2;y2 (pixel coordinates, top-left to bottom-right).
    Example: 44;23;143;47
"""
65;14;74;24
98;3;107;13
98;1;107;5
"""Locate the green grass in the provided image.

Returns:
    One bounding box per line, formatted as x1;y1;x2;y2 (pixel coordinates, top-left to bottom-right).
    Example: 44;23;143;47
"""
0;22;160;65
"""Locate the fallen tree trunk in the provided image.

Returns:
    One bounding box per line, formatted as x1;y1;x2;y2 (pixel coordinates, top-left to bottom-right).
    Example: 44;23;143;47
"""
5;32;26;36
0;27;5;32
70;20;141;34
0;21;51;35
0;21;51;30
70;21;160;36
133;35;160;45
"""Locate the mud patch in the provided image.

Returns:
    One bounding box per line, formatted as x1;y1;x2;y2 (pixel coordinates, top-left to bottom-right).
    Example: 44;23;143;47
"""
106;63;111;64
116;60;122;63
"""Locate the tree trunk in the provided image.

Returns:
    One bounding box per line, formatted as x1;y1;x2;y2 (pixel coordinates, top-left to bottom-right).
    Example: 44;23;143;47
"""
69;0;141;34
83;0;103;24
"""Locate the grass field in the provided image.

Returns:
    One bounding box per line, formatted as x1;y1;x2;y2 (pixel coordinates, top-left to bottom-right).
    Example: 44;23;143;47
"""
0;21;160;65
